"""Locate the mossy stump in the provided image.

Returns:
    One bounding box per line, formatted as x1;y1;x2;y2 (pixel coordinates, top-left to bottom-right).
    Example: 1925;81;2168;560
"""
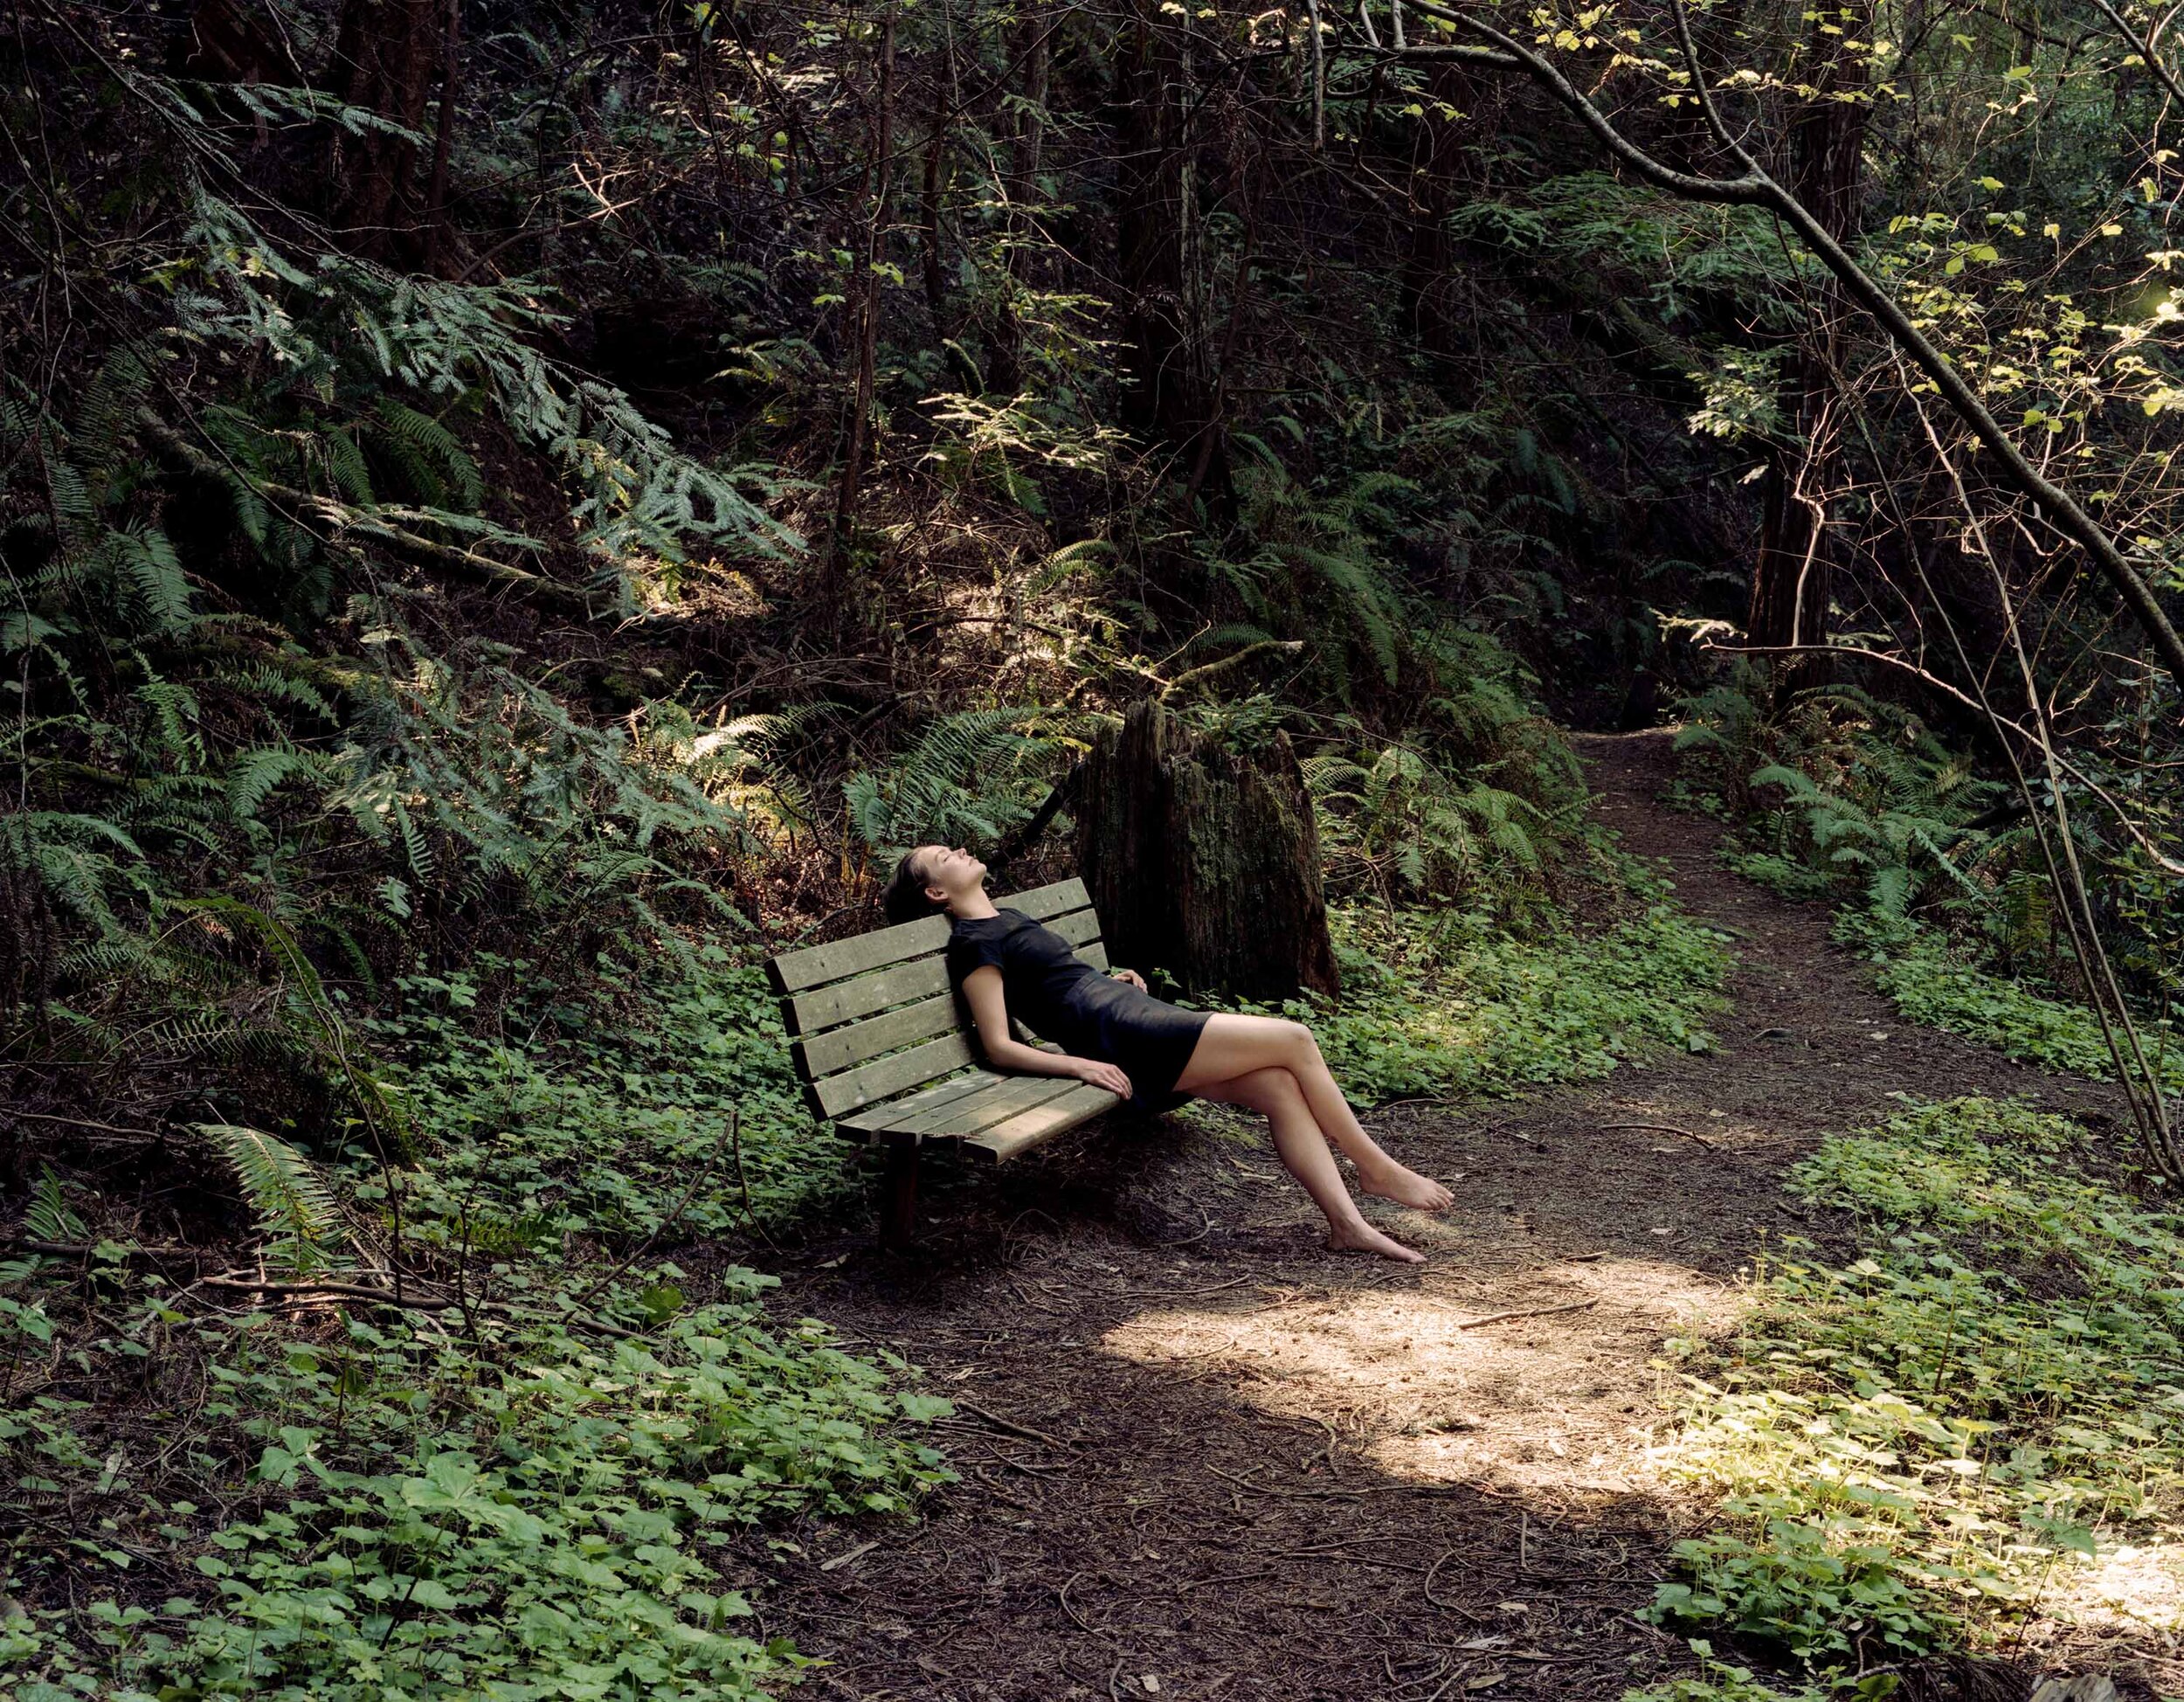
1075;698;1339;1002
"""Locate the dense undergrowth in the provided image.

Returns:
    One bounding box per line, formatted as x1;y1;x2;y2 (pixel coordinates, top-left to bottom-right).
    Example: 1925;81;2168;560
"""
1671;681;2184;1110
1273;900;1730;1103
1641;1098;2184;1695
8;0;2184;1693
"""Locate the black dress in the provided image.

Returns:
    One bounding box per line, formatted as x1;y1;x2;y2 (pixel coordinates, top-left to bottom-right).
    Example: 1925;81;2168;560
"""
945;909;1211;1112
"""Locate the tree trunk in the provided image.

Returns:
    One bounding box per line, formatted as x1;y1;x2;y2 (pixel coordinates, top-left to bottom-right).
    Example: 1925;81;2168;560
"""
323;0;446;263
825;2;897;613
1396;67;1469;360
1112;1;1230;506
1076;700;1339;1002
986;10;1049;396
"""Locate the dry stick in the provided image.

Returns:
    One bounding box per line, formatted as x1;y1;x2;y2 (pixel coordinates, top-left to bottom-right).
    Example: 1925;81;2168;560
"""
1305;0;1326;149
1704;637;2184;876
1598;1121;1716;1150
3;1236;208;1260
2085;0;2184;107
953;1399;1067;1449
1421;1549;1488;1622
6;1109;165;1141
1057;1573;1119;1645
1402;0;2184;693
200;1275;456;1310
1455;1299;1598;1330
1895;383;2182;1178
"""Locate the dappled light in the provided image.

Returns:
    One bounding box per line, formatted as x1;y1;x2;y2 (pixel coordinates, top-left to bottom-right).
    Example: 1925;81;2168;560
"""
9;0;2182;1690
1102;1256;1738;1494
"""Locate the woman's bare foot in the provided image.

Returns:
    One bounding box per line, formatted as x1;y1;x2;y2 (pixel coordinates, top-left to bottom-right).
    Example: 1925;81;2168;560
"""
1326;1218;1427;1263
1357;1161;1455;1213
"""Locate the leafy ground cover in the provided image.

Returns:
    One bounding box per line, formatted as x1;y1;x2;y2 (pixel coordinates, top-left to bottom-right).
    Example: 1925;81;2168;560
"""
0;931;952;1702
1831;914;2184;1091
1642;1097;2184;1692
1267;899;1732;1104
3;1287;948;1701
370;943;855;1248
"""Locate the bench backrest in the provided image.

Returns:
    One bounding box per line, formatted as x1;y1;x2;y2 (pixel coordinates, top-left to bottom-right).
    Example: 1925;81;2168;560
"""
766;877;1109;1123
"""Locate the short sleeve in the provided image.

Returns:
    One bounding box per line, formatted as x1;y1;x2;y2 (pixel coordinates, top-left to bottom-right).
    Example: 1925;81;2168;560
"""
945;927;1009;986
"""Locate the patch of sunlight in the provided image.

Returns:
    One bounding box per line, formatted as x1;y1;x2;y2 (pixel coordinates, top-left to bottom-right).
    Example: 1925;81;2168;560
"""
1099;1256;1744;1494
2049;1539;2184;1633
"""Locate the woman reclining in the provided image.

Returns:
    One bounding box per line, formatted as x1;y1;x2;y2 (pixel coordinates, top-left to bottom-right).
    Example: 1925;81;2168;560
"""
885;846;1454;1263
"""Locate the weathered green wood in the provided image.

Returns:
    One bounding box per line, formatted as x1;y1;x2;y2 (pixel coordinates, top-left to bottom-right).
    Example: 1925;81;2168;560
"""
810;1033;977;1119
793;993;958;1080
964;1083;1119;1162
768;914;947;996
834;1069;998;1138
784;924;1104;1039
769;876;1091;993
784;957;950;1038
774;875;1132;1179
1044;908;1099;948
882;1072;1081;1139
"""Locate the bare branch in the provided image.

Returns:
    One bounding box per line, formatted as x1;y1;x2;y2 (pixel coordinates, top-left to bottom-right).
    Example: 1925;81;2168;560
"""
1402;0;2184;694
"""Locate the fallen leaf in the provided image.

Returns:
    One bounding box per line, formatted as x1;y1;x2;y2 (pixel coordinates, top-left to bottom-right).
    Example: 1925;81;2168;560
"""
1466;1669;1509;1691
819;1539;879;1572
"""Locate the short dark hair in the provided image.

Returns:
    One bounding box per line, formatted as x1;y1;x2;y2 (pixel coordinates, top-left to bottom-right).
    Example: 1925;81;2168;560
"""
882;849;948;924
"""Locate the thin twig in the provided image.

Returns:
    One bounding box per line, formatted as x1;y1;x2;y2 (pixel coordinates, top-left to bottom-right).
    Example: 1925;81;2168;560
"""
1455;1299;1599;1330
568;1117;733;1312
955;1400;1067;1449
4;1109;166;1141
1599;1121;1716;1150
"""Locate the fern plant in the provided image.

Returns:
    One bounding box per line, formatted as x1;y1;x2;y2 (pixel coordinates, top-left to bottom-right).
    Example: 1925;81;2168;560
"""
842;709;1078;860
1679;679;2008;916
194;1124;349;1277
0;1170;89;1287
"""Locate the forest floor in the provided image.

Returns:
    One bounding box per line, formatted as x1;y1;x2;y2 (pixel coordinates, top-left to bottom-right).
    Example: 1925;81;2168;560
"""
712;730;2135;1702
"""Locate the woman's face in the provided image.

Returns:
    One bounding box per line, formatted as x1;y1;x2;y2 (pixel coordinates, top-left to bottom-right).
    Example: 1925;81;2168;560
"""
916;844;986;903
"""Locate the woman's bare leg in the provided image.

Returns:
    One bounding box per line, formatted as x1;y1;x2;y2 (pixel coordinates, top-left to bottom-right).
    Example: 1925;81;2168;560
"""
1177;1014;1453;1212
1198;1066;1423;1263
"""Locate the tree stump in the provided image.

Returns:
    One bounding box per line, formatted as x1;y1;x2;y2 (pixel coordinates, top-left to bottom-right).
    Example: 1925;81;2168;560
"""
1075;699;1339;1001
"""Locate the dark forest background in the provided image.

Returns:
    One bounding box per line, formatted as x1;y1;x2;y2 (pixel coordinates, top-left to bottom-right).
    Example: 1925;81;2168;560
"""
3;0;2183;1692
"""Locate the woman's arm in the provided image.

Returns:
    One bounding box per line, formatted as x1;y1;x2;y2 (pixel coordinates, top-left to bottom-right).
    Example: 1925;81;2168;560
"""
958;965;1132;1097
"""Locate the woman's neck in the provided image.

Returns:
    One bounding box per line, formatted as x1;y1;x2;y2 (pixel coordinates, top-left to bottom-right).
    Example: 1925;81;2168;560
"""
950;888;999;920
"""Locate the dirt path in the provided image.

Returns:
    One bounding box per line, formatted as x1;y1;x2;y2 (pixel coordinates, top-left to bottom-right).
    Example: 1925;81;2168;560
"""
722;730;2117;1702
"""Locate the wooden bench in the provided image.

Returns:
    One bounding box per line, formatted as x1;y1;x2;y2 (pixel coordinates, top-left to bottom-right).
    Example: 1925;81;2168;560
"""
766;876;1124;1245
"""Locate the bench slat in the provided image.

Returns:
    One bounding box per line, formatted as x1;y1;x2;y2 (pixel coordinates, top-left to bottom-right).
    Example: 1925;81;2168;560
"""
810;1033;977;1119
784;956;950;1038
1044;907;1100;948
769;876;1090;993
784;925;1106;1039
964;1083;1120;1163
793;992;958;1080
834;1069;999;1138
882;1072;1084;1139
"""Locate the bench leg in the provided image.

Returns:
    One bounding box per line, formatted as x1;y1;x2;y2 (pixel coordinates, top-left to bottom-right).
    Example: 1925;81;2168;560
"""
881;1141;920;1249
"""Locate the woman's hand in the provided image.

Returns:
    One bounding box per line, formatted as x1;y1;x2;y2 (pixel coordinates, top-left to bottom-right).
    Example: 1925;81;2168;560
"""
1072;1057;1133;1097
1110;967;1148;991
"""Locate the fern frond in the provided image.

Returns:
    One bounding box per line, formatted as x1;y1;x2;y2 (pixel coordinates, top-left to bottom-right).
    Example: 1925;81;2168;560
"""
194;1124;348;1276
